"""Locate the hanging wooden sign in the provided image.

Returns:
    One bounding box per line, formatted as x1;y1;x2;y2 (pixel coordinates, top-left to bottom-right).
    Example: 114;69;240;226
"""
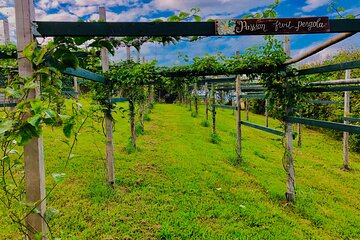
215;17;330;35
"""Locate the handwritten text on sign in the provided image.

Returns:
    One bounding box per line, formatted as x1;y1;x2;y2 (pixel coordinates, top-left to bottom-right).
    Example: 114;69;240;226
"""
215;17;330;35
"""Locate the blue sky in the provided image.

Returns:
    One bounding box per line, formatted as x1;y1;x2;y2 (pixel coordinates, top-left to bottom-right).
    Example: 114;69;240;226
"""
0;0;359;66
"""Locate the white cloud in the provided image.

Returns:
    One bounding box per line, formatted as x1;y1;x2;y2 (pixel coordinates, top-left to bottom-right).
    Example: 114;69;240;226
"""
36;0;61;10
89;4;154;22
0;7;15;44
35;8;77;21
151;0;275;18
0;0;13;7
302;0;329;12
68;6;97;17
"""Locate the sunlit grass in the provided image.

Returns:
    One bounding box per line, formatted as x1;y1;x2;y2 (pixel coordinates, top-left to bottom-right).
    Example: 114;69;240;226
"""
1;101;359;239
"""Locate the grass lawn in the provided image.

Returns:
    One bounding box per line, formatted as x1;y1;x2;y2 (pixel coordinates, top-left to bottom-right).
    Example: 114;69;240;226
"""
1;102;359;239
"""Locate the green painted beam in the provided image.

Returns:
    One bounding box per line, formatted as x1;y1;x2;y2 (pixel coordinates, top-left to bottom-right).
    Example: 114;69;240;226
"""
302;85;360;93
62;91;79;95
241;121;284;136
0;51;91;60
0;103;16;107
33;19;360;37
216;87;264;92
343;117;360;123
284;116;360;134
297;60;360;76
329;19;360;32
33;21;215;37
241;94;266;99
305;100;341;104
0;52;17;59
63;68;106;83
211;104;238;110
111;98;129;103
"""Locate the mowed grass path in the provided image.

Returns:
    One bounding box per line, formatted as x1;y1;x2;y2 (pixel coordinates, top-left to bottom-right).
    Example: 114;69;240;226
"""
1;103;360;239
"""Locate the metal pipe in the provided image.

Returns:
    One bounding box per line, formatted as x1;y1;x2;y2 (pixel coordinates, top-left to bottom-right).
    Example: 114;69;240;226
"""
308;78;360;86
285;32;356;65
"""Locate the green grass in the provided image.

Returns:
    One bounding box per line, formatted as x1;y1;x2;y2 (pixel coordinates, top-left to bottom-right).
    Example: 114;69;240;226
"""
1;102;360;239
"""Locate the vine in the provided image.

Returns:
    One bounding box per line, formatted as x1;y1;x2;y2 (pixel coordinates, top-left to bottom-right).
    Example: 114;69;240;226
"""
0;36;115;238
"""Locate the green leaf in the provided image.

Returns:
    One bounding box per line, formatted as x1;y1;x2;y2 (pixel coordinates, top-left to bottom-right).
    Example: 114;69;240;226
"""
60;52;79;69
63;118;75;138
45;208;59;222
8;149;19;155
178;11;190;20
5;87;21;98
31;207;41;214
193;15;202;22
74;37;91;45
34;46;48;66
60;139;70;146
27;114;42;127
167;15;180;22
0;120;14;135
152;18;164;22
43;109;57;125
23;81;38;89
17;123;41;145
22;42;37;60
30;100;43;114
99;40;115;55
1;156;10;165
52;173;65;183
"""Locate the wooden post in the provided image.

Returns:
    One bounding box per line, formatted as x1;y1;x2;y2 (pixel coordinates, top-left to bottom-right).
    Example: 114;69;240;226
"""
73;77;79;99
4;18;14;109
236;75;242;162
265;99;269;127
99;7;115;185
148;85;154;105
235;51;242;162
232;91;235;115
194;83;198;114
126;45;131;61
15;0;47;238
136;49;140;62
284;35;295;202
205;82;209;121
343;70;351;170
212;83;216;134
3;19;10;46
139;101;144;128
245;98;249;121
297;119;302;147
184;84;188;105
